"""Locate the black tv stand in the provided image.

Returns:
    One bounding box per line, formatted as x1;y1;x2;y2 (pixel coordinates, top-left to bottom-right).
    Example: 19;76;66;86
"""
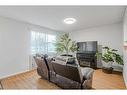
76;41;98;69
76;52;97;69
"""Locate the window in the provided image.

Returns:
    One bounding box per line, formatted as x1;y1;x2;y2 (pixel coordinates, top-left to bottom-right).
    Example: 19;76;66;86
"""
31;31;56;54
47;34;56;53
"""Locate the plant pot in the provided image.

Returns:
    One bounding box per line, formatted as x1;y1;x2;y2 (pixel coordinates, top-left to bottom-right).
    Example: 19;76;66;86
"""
102;67;113;74
102;61;113;74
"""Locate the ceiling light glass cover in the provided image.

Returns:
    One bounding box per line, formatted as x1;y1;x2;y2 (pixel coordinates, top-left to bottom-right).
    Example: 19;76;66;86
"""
64;18;76;24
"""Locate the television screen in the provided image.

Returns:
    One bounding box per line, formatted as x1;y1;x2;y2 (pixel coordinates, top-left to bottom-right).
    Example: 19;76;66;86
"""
77;41;97;53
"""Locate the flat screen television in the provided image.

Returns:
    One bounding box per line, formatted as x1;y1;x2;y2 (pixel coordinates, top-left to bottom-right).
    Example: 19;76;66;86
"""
77;41;97;53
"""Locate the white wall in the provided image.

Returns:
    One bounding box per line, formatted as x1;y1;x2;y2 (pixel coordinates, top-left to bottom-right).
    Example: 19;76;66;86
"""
0;16;61;79
70;23;123;70
0;17;30;78
123;8;127;87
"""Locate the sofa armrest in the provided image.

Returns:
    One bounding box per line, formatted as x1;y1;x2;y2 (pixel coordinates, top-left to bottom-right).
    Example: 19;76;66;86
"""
83;75;93;89
81;67;94;89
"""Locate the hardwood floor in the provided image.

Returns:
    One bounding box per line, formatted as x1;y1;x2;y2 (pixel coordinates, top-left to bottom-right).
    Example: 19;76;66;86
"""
1;70;60;89
0;69;126;89
92;69;126;89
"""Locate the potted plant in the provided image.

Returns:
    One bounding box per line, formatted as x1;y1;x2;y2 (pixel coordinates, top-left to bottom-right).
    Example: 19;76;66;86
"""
96;46;123;73
55;33;78;57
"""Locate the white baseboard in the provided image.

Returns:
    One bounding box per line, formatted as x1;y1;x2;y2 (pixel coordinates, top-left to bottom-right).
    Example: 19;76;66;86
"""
0;69;30;80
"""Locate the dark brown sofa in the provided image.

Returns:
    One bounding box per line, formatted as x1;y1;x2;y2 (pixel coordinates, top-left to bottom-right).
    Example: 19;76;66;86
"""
34;55;94;89
34;56;50;81
50;60;94;89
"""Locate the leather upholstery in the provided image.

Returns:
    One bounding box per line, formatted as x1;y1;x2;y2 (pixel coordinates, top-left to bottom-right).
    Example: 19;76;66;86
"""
34;55;94;89
51;61;82;83
34;56;50;80
50;59;94;89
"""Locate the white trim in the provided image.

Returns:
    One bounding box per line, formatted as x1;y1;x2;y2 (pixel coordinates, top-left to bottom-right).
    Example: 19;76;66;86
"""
0;69;30;80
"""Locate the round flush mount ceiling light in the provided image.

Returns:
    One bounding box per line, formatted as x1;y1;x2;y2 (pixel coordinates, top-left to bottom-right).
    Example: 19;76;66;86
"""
63;18;76;24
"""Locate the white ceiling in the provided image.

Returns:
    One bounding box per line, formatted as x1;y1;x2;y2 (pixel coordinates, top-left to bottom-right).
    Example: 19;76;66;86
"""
0;6;125;32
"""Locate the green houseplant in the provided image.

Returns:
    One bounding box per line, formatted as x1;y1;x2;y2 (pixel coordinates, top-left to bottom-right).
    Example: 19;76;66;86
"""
55;33;78;56
96;46;123;73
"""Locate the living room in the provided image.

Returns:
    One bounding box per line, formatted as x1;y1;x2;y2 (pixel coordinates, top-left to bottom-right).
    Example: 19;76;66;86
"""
0;6;127;90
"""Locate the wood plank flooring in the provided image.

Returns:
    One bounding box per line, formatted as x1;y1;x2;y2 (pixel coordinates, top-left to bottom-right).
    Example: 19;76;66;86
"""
0;69;126;89
92;69;126;89
1;70;60;89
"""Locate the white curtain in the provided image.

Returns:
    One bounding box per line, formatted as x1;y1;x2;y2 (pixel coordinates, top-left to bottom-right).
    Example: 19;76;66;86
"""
31;31;56;55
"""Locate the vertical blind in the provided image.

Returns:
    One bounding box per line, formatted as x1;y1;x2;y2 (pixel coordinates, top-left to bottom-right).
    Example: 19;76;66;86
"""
31;31;56;54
